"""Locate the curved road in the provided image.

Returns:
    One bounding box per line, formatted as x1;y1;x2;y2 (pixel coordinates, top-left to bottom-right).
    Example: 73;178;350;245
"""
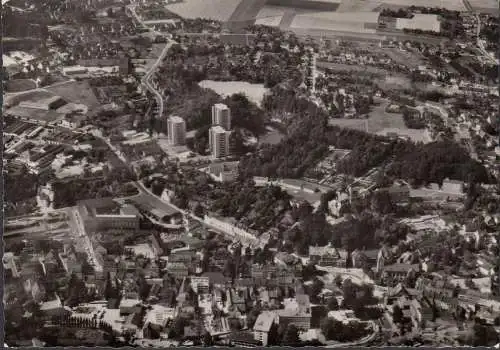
127;4;177;120
324;320;379;348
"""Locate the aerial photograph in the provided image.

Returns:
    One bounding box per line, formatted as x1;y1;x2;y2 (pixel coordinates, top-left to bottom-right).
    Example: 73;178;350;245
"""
2;0;499;347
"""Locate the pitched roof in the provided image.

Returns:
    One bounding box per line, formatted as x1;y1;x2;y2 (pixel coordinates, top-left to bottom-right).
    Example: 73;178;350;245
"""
383;263;419;273
202;272;230;285
253;311;275;332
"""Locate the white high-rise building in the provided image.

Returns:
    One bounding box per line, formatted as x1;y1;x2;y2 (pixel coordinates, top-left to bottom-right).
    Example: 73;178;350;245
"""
212;103;231;131
167;115;186;145
209;126;231;159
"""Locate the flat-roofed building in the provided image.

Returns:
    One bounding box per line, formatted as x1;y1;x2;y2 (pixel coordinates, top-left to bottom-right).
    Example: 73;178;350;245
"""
77;198;140;233
167;115;186;145
212;103;231;130
208;161;239;182
209;126;231;159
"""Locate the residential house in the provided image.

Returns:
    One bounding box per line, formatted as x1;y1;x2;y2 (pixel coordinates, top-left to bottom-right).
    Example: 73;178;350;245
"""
327;309;360;324
190;276;210;294
441;178;464;195
382;264;419;285
142;305;176;337
169;250;196;264
202;272;231;288
253;311;276;346
276;308;312;331
119;298;141;315
40;295;67;318
230;330;262;347
165;262;189;279
276;294;312;330
309;244;347;267
3;252;20;278
229;287;248;313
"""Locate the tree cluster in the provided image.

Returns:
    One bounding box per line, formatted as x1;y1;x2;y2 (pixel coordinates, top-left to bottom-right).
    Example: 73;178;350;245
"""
320;317;371;342
210;180;292;232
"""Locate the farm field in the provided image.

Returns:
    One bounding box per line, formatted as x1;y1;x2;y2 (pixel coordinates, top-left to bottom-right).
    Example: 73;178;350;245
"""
317;61;389;76
254;6;285;26
382;47;424;69
4;90;53;108
290;15;377;33
376;75;413;91
165;0;243;21
379;0;467;11
335;0;467;11
198;80;269;107
255;16;283;26
228;0;268;22
5;79;37;93
328;98;431;143
336;0;382;12
468;0;500;12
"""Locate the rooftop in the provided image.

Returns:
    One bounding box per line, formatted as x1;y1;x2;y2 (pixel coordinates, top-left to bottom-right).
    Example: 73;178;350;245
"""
214;103;229;110
120;298;141;308
253;311;275;332
169;115;185;123
210;125;229;134
383;263;419;273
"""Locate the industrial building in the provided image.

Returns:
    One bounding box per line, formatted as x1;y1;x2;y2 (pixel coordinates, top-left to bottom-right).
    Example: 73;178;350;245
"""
77;198;141;233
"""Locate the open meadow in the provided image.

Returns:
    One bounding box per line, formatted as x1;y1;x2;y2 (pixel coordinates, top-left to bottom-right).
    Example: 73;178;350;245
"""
165;0;243;21
467;0;500;13
45;81;100;110
328;98;431;143
198;80;269;107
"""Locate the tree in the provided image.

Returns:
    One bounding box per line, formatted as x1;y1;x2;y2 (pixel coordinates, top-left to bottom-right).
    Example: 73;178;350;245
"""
392;304;404;324
246;306;262;329
138;275;151;301
267;323;281;346
327;297;339;311
193;203;204;217
282;324;300;345
203;331;214;346
66;273;87;307
104;272;116;300
470;322;499;346
306;277;324;303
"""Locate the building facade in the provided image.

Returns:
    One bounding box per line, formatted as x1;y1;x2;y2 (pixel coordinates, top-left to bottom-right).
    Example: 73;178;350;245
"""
167;115;186;145
209;126;231;159
212;103;231;131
